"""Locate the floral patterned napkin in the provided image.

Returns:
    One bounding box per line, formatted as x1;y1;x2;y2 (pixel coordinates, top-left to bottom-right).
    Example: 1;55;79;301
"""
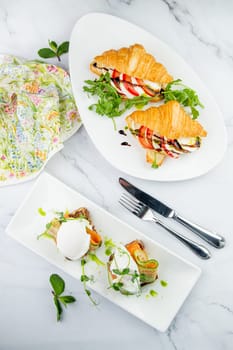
0;55;81;186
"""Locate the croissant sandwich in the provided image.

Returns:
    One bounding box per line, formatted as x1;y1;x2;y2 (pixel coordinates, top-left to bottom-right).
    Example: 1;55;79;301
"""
126;100;207;167
90;43;173;100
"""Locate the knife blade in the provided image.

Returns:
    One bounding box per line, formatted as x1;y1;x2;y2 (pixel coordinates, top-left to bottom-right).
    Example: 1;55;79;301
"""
119;177;225;248
119;177;175;218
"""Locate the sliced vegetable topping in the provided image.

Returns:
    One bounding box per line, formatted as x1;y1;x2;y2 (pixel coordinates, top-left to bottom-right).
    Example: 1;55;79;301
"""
125;240;159;285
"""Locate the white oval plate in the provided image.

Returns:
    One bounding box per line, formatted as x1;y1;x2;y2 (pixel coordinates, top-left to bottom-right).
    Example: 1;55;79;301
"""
69;13;227;181
6;172;201;332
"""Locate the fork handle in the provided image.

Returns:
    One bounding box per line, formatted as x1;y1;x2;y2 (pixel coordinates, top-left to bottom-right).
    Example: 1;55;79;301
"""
154;218;211;259
173;214;225;249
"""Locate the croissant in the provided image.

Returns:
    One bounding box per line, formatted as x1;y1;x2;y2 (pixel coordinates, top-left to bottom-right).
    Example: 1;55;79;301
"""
90;43;173;85
126;100;207;139
126;101;207;166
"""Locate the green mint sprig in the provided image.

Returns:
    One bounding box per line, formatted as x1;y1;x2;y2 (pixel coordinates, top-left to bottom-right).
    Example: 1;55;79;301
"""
38;40;69;62
50;274;76;321
162;79;204;119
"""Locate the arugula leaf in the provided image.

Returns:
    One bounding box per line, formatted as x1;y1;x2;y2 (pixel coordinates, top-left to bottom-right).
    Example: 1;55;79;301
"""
83;73;153;123
162;79;204;119
50;274;65;296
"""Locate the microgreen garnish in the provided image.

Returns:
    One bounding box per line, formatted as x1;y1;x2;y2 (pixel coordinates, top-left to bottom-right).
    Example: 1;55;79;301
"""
88;253;105;266
54;211;69;222
37;231;55;241
83;73;153;127
80;259;98;306
107;244;142;296
38;207;46;216
162;79;204;119
160;280;168;287
49;274;76;321
104;237;116;256
37;209;90;240
112;268;130;275
54;211;87;223
112;282;124;291
38;40;69;62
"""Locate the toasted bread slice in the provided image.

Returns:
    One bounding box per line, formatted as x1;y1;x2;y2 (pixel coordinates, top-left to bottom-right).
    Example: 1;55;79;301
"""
90;43;173;85
126;101;207;139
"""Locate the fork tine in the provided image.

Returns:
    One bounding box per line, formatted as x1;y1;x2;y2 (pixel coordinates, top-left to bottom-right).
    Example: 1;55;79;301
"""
119;197;141;215
121;193;144;208
119;198;136;213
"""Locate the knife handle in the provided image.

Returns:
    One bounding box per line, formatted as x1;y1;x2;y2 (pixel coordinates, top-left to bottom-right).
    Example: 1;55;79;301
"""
173;214;225;249
154;219;211;259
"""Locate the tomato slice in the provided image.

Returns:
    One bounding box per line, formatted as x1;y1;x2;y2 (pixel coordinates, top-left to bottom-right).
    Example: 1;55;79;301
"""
138;126;154;149
111;69;120;78
121;73;139;96
122;73;132;82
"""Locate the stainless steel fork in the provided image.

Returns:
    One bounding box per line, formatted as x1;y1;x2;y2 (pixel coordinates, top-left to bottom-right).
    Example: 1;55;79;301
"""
119;193;211;259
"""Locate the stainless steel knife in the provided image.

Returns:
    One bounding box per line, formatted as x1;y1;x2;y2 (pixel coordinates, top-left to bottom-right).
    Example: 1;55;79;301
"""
119;177;225;248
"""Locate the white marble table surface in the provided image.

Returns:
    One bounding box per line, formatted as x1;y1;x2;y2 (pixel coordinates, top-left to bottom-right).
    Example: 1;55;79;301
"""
0;0;232;349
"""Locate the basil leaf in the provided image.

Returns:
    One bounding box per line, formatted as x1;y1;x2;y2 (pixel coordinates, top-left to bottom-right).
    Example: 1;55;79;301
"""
50;274;65;296
53;296;63;321
57;41;69;56
48;40;57;51
38;48;56;59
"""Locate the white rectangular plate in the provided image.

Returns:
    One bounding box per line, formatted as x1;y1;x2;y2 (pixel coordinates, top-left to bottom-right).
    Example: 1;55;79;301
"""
6;172;201;331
